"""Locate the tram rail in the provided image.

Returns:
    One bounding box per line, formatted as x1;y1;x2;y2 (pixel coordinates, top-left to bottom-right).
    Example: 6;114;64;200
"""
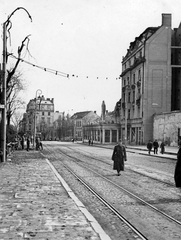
43;144;181;240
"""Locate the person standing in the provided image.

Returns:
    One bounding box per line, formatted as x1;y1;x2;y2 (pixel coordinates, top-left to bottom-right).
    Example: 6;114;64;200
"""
147;140;153;154
153;139;159;154
39;139;43;150
174;140;181;187
26;136;30;151
160;141;165;154
36;137;40;150
21;135;25;150
111;139;127;176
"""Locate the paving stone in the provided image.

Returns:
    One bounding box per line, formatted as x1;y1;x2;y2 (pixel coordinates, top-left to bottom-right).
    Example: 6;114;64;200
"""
0;151;104;240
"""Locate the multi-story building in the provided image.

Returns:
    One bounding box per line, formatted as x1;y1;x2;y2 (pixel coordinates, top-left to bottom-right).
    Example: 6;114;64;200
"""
171;23;181;111
82;101;121;144
25;96;54;139
120;13;172;144
71;111;100;141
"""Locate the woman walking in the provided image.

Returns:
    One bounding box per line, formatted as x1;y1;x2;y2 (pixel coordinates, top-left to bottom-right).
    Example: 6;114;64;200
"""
111;140;127;176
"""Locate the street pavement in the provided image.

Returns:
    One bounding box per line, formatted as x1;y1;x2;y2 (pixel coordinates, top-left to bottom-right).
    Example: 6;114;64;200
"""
126;144;178;160
0;143;178;239
82;142;178;160
0;150;111;240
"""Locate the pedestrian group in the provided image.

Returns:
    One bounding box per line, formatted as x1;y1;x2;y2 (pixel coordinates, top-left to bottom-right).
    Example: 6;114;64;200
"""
147;139;165;155
110;138;181;188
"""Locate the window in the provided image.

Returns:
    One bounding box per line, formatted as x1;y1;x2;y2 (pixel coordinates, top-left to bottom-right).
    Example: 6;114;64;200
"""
76;121;81;127
128;92;131;103
112;130;117;142
42;112;44;116
132;91;135;102
123;93;125;102
133;73;135;84
105;130;110;143
138;69;141;81
128;109;131;119
48;112;50;116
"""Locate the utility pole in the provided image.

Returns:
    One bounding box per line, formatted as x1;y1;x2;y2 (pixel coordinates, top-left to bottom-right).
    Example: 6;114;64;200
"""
0;8;32;161
1;22;7;162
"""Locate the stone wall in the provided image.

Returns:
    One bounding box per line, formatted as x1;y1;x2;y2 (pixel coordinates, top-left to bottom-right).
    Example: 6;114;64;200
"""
153;111;181;146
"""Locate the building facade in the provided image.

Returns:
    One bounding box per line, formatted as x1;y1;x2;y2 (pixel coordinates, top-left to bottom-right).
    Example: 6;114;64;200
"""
82;101;121;144
71;111;100;141
24;96;54;140
153;111;181;146
120;14;172;144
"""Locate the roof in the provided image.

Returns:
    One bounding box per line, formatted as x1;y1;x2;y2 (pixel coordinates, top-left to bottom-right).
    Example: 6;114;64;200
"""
123;26;160;61
71;111;91;119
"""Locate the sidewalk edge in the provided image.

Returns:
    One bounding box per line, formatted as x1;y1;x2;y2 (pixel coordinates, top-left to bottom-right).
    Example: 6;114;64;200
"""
46;158;112;240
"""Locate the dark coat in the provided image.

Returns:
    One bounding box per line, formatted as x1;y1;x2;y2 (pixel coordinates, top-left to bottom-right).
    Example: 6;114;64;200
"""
147;142;152;150
174;147;181;187
112;145;127;172
153;141;159;149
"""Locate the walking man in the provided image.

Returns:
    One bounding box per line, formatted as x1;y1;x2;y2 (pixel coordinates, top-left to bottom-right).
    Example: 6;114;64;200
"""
160;141;165;154
153;139;159;154
147;140;153;154
111;139;127;176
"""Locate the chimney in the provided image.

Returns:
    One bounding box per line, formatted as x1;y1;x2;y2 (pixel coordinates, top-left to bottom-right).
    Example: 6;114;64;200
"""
162;13;171;27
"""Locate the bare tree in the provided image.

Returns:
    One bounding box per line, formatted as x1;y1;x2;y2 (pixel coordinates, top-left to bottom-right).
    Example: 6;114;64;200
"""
6;71;26;126
0;8;32;125
11;110;24;132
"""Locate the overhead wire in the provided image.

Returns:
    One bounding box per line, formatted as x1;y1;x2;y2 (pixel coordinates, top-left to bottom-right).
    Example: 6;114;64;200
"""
8;54;120;80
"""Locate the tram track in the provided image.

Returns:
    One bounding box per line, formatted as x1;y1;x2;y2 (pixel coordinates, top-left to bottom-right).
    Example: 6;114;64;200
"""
51;144;175;187
43;144;181;240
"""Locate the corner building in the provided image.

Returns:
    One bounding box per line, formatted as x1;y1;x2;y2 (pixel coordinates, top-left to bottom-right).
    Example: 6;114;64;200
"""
26;96;54;139
120;14;172;144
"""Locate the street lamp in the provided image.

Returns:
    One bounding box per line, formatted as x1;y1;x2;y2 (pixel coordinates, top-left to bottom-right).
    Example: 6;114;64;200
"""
33;89;42;148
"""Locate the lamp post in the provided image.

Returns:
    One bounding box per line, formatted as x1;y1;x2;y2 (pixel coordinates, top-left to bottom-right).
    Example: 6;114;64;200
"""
33;89;42;148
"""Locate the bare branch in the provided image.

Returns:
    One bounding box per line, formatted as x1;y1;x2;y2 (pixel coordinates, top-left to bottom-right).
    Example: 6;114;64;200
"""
7;35;31;85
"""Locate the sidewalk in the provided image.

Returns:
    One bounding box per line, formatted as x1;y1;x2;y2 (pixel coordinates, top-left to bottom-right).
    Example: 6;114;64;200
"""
0;150;111;240
127;145;178;155
80;142;178;160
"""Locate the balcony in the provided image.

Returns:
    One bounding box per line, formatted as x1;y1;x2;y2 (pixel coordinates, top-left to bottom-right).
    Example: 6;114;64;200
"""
120;56;145;77
136;98;140;106
131;84;136;90
137;80;141;88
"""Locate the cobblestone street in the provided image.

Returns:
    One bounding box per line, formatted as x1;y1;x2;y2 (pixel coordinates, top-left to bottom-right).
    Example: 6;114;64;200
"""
0;150;110;240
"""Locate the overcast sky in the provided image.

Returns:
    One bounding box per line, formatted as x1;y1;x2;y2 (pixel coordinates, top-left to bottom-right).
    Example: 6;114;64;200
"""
0;0;181;116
